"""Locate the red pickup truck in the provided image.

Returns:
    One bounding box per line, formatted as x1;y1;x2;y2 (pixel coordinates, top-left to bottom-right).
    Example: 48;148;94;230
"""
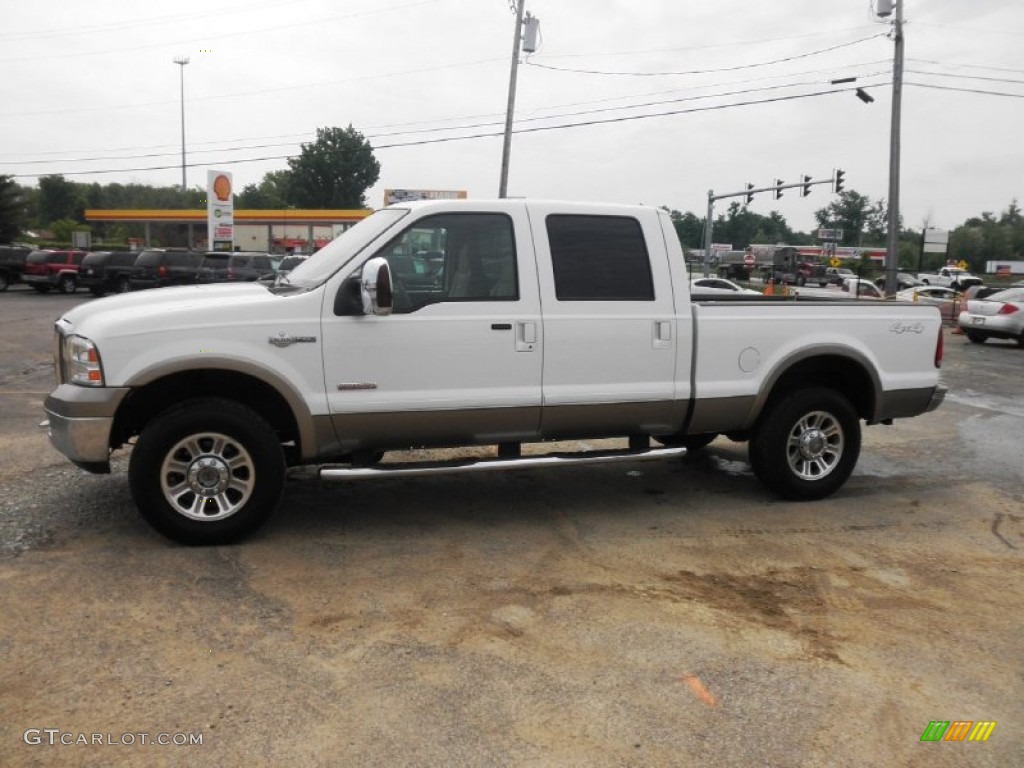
21;250;87;294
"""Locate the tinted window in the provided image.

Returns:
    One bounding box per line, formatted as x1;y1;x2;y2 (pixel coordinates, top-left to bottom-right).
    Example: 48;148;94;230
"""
27;251;51;263
546;215;654;301
81;252;111;266
166;252;199;267
112;252;138;267
136;250;163;266
201;254;229;268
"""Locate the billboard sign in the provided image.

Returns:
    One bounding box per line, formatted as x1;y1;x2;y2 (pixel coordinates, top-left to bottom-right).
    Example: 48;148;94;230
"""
383;189;467;206
207;170;234;251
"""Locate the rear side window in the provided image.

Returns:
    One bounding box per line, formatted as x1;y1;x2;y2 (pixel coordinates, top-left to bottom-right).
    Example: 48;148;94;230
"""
166;252;200;267
546;215;654;301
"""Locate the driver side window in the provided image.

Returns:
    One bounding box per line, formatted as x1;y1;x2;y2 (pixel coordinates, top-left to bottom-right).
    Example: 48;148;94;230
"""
371;212;518;313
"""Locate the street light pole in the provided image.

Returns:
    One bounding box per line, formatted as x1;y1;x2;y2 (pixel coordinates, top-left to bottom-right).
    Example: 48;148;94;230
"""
174;56;190;201
883;2;904;296
499;0;526;198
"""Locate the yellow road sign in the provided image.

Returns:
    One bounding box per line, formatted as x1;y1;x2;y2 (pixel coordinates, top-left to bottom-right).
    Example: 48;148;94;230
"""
830;257;841;267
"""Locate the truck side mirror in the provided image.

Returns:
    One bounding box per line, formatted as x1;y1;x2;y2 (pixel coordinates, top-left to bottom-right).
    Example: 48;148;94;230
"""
361;257;393;316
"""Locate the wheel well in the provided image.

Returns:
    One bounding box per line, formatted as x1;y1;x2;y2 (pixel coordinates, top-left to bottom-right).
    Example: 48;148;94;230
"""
111;370;301;456
764;356;875;422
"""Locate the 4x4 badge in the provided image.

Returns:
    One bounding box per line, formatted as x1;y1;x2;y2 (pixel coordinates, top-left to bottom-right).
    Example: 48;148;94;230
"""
269;332;317;347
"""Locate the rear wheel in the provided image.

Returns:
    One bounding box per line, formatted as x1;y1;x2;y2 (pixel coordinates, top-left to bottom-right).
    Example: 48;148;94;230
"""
965;330;987;344
749;387;860;500
116;276;130;293
129;398;285;545
58;275;77;294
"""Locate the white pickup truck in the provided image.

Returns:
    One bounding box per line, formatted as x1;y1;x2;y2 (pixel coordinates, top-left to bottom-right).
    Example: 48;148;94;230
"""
45;200;946;544
917;266;982;290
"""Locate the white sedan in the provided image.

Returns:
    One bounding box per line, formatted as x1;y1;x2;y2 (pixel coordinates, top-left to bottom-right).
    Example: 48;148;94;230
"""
690;277;761;295
895;286;957;305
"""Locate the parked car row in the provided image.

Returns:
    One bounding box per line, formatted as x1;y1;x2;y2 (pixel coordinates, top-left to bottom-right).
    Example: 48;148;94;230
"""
0;248;286;296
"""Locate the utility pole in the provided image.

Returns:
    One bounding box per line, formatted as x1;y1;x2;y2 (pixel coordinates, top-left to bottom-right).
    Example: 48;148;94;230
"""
174;56;190;202
883;1;904;296
499;1;533;198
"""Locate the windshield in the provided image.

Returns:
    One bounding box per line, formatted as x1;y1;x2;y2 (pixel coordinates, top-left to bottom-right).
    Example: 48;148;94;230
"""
279;209;409;289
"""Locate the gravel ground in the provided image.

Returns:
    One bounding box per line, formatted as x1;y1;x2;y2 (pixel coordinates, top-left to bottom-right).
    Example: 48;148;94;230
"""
1;287;1021;767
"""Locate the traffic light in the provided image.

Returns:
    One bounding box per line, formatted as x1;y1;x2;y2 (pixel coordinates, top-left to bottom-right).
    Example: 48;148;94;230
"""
774;179;784;200
834;169;845;194
746;183;755;204
801;175;812;197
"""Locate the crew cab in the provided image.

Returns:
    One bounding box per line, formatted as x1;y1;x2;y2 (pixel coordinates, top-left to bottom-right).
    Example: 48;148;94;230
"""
917;267;982;290
22;249;87;294
44;200;946;545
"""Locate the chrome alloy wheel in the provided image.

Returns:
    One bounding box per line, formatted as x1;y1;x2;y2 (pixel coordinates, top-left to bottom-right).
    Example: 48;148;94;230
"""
160;432;255;521
785;411;844;481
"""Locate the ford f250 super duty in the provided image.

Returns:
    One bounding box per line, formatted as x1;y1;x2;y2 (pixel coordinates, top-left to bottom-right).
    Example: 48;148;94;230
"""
44;200;946;544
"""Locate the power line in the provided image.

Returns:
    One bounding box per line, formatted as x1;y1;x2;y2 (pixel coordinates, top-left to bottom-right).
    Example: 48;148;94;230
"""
7;87;858;179
525;34;886;77
4;74;892;169
906;69;1024;86
905;82;1024;99
0;0;444;63
907;58;1024;75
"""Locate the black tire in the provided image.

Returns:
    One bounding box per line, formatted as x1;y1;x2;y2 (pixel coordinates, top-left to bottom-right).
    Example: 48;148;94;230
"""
129;398;285;545
116;276;130;293
58;275;76;294
796;275;806;287
748;387;861;501
0;273;8;291
654;432;718;452
965;330;987;344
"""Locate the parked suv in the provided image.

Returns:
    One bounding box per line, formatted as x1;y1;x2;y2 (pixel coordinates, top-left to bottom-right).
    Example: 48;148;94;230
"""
224;252;279;282
0;244;33;291
128;249;204;290
78;251;140;296
22;249;86;294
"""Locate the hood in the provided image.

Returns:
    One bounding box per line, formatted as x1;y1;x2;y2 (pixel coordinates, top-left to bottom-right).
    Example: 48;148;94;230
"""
59;283;282;339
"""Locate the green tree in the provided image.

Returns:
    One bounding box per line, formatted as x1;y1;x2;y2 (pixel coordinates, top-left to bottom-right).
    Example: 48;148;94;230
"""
813;190;890;247
287;125;380;208
0;175;27;242
37;174;82;226
660;207;704;248
237;170;292;209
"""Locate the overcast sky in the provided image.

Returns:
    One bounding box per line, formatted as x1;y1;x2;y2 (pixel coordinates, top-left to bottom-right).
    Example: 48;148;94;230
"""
2;0;1021;235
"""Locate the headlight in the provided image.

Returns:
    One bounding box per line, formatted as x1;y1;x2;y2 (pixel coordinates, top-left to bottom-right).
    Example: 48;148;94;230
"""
65;335;104;386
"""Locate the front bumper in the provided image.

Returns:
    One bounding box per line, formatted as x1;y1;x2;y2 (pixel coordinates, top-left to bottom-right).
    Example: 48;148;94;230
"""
22;273;55;286
44;385;130;471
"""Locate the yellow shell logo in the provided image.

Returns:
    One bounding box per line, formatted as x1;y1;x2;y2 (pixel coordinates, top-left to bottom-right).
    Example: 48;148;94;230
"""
213;174;232;201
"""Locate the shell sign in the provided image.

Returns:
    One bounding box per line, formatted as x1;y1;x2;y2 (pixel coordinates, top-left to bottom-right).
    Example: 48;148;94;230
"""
206;170;234;251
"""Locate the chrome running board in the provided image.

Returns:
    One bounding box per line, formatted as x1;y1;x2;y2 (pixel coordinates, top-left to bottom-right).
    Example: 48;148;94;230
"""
318;445;686;481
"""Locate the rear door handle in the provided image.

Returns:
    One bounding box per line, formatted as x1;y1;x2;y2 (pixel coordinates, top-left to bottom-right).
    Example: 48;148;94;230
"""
516;321;536;352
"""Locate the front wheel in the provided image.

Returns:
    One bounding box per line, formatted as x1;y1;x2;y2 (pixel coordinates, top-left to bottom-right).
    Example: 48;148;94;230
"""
116;276;130;293
129;398;285;545
748;387;861;500
58;275;77;294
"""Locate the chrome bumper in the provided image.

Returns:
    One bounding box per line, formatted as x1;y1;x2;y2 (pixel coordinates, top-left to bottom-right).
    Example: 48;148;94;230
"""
44;385;130;469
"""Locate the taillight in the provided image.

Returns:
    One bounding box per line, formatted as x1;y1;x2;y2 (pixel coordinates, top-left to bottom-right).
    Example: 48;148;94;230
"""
158;265;168;277
935;325;943;369
997;303;1019;316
